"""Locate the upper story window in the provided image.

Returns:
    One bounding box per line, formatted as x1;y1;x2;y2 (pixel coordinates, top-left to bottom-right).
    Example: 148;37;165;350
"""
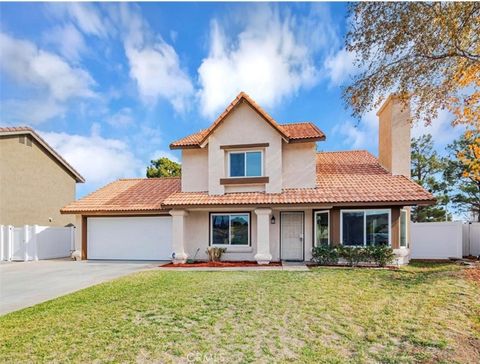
228;151;263;177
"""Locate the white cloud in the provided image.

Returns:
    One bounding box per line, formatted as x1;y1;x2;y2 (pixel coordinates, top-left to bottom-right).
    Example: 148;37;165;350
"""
119;4;193;112
324;48;357;86
150;150;180;163
0;32;96;123
197;4;337;118
107;107;134;128
40;127;142;186
412;109;464;148
333;108;463;153
43;23;87;62
331;110;378;150
0;32;95;101
46;3;109;38
1;99;65;124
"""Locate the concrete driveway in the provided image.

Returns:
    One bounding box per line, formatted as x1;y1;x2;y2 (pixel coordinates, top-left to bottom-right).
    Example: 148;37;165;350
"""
0;259;161;316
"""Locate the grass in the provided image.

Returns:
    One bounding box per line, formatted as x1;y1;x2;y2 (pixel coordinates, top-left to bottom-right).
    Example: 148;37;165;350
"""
0;263;479;363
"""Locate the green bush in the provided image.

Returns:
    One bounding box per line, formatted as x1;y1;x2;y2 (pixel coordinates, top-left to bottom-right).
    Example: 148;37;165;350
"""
365;245;395;267
312;245;340;265
338;246;367;267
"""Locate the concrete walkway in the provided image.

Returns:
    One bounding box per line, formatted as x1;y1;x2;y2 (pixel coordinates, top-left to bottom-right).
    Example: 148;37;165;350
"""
0;259;158;316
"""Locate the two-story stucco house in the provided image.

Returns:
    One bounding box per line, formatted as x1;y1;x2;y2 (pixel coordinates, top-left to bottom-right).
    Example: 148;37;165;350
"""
62;93;434;264
0;127;85;227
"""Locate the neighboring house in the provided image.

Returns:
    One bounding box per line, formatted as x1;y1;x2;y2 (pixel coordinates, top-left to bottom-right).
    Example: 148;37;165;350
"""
62;93;434;264
0;127;85;226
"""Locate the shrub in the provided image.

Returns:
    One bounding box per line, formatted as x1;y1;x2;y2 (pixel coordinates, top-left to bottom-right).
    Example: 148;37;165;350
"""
206;247;226;262
338;246;366;267
365;245;395;267
312;245;340;265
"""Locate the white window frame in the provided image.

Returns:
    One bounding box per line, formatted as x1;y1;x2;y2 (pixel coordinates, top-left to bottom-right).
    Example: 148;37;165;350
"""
399;209;409;248
340;209;391;247
227;150;264;178
210;213;250;246
314;210;330;246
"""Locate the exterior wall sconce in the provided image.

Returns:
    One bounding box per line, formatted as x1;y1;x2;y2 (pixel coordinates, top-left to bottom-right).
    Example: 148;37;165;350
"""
271;215;276;224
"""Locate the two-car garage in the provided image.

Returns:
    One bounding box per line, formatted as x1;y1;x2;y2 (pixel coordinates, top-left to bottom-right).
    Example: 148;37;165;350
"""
86;216;173;260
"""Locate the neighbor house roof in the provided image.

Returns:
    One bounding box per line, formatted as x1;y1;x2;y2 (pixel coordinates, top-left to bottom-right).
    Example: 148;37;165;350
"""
170;92;325;149
0;126;85;183
61;151;434;214
61;177;180;213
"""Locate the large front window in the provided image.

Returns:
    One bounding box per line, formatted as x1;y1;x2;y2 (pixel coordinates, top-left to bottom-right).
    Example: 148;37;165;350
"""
314;211;330;246
341;209;391;246
229;151;262;177
211;213;250;246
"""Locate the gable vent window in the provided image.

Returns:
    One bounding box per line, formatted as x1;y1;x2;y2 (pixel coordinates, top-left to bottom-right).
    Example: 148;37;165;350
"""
228;151;263;177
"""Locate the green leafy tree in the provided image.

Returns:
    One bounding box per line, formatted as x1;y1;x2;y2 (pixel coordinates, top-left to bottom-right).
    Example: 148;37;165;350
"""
444;131;480;221
411;134;451;222
146;157;181;178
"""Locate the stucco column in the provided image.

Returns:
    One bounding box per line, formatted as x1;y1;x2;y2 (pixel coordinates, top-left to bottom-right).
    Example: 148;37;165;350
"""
254;208;272;265
169;209;189;264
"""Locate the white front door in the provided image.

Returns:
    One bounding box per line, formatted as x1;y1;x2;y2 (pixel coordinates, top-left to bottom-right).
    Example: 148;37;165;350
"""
280;212;304;261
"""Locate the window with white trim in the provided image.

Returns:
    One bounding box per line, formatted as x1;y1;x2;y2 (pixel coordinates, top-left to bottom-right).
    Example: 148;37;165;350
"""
400;209;408;248
314;211;330;246
211;213;250;246
341;209;391;246
228;151;263;177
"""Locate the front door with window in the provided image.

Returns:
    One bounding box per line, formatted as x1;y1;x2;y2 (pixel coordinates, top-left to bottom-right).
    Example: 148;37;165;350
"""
280;212;304;261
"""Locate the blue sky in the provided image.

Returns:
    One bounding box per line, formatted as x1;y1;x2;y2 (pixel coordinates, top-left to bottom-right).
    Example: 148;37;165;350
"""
0;2;461;197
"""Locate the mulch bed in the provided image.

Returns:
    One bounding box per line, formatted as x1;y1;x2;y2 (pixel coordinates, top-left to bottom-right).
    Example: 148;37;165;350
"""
306;263;399;270
161;261;282;268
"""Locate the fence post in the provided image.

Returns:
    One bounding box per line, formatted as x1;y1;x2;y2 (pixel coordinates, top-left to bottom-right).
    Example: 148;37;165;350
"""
23;225;29;261
32;225;39;261
7;226;13;261
70;226;75;252
0;225;4;261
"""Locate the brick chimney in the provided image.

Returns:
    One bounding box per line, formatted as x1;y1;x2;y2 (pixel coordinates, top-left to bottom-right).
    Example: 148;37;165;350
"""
376;95;411;178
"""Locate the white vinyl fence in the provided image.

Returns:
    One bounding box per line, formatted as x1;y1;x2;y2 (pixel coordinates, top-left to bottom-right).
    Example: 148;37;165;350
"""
411;221;480;260
0;225;74;261
463;222;480;257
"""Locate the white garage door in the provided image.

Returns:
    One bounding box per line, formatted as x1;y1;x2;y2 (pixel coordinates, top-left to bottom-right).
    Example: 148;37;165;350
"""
87;216;172;260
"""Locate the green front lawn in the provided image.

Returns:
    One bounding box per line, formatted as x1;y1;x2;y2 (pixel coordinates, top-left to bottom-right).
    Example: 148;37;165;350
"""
1;264;479;363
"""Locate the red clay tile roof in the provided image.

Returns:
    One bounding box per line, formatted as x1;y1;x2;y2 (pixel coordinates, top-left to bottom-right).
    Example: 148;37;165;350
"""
0;126;85;183
162;151;434;207
61;177;180;213
280;122;325;142
170;92;325;149
62;151;434;214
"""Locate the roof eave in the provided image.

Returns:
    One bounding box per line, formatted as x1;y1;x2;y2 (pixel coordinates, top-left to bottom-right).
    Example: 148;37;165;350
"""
1;129;85;183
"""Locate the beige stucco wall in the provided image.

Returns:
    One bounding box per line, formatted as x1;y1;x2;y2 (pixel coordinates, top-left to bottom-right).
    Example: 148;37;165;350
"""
206;102;283;195
0;135;77;226
282;142;317;188
181;206;405;262
377;96;411;177
181;149;208;192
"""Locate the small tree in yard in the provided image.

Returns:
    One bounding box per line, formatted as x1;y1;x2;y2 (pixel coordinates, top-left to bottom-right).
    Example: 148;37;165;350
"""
411;134;451;222
146;157;181;178
445;130;480;221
